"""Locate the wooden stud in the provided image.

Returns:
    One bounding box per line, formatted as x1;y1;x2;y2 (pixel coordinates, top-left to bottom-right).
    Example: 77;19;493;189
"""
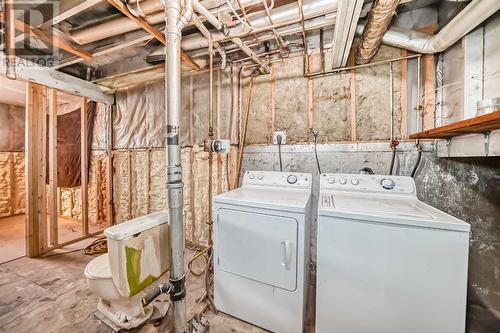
146;149;150;214
307;57;314;138
25;82;48;257
401;49;408;139
189;75;194;146
422;54;436;131
189;150;196;242
9;152;15;216
81;98;89;236
106;104;114;225
0;12;93;60
127;151;132;219
48;88;58;245
234;77;254;189
104;0;199;70
349;48;357;141
271;64;276;136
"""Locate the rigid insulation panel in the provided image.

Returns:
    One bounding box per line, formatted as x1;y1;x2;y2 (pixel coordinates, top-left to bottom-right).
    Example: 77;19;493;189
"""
244;74;273;144
313;71;351;142
192;72;210;145
275;57;310;143
356;45;402;141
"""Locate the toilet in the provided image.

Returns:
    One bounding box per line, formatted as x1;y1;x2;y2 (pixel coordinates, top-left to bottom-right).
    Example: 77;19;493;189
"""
84;211;170;330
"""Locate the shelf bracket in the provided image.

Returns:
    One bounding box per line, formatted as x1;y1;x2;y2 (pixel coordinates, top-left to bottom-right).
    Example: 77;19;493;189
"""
484;131;491;156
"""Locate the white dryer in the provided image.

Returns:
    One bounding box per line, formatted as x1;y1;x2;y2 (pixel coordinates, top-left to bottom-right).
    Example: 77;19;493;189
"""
214;170;313;333
316;173;470;333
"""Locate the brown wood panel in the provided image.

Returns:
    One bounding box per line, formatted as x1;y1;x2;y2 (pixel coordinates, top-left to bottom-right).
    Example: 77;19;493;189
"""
410;111;500;139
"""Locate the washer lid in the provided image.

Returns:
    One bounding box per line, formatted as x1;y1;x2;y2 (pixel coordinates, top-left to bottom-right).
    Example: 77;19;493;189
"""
319;193;470;232
215;185;311;213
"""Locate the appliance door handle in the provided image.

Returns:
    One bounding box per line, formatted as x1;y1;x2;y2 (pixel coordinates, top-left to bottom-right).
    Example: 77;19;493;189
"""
281;240;292;271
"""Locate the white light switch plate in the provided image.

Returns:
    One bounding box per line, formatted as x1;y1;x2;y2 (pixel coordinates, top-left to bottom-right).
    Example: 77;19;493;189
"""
273;131;287;144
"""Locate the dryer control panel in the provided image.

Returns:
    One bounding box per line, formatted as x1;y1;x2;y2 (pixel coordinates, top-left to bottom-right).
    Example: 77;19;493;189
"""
320;173;416;195
243;171;311;189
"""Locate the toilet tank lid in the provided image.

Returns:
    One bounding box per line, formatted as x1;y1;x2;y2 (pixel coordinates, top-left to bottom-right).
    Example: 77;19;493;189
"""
104;211;169;240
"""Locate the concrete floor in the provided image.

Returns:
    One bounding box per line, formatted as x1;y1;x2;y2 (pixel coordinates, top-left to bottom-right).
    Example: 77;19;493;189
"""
0;215;106;263
0;248;267;333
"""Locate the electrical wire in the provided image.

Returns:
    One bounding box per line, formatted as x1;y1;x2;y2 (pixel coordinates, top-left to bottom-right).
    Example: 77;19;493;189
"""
277;134;283;172
312;131;321;174
411;145;423;178
226;0;254;30
83;236;108;255
389;147;396;175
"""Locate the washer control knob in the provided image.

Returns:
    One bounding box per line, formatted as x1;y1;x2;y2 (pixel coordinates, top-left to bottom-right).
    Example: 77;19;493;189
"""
381;178;396;190
351;178;359;185
249;174;255;179
257;175;263;180
328;177;335;184
339;177;347;185
287;175;298;184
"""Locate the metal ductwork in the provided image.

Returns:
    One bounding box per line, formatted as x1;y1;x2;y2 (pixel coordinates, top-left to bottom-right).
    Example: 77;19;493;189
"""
355;0;400;65
182;0;339;51
357;0;500;54
70;0;261;44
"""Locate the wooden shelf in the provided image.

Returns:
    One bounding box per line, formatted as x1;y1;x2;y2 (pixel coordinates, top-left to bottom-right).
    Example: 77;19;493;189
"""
410;111;500;139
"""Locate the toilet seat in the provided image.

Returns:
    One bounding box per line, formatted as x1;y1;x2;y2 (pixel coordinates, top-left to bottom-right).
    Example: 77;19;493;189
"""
85;253;112;280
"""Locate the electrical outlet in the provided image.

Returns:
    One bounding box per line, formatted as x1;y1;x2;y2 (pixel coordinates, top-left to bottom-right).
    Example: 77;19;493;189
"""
273;131;287;144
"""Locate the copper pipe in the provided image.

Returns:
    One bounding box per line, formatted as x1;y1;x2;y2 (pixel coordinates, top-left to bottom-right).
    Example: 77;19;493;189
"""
5;0;16;79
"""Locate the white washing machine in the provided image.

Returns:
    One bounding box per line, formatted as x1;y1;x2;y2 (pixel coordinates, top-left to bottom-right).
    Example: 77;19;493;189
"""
316;173;470;333
214;170;313;333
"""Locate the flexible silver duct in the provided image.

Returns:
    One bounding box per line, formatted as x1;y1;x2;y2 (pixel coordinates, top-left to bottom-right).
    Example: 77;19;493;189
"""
182;0;339;51
357;0;500;55
356;0;400;65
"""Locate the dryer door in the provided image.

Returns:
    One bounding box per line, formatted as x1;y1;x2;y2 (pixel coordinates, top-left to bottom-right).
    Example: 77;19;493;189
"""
216;208;298;291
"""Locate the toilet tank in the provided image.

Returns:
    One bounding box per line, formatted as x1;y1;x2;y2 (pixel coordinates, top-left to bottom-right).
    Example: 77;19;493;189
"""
104;211;170;297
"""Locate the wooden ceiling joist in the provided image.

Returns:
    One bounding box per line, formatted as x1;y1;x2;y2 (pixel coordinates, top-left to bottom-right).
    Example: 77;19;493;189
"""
105;0;200;70
0;12;92;60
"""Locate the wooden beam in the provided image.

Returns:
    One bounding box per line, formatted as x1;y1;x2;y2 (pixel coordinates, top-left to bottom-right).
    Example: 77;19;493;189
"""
0;12;92;60
81;98;89;236
25;82;48;257
0;53;113;104
48;88;58;245
422;54;435;131
349;46;357;141
105;0;200;70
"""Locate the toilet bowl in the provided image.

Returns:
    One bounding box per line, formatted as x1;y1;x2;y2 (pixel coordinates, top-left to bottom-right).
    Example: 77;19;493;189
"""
84;211;170;330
